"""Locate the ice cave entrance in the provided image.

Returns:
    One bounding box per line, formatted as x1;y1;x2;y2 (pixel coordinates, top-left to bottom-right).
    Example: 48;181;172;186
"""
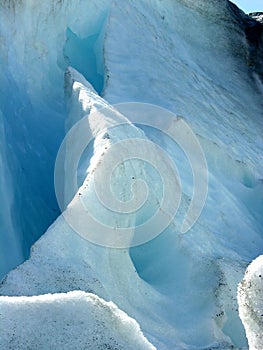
64;27;105;94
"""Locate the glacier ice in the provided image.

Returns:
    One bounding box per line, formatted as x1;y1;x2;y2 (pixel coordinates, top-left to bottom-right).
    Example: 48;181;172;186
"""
238;255;263;350
0;110;23;276
0;0;110;279
0;67;257;349
0;0;263;349
0;291;156;350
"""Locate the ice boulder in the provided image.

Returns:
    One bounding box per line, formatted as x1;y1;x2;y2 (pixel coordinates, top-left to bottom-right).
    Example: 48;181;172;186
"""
238;255;263;350
0;290;156;350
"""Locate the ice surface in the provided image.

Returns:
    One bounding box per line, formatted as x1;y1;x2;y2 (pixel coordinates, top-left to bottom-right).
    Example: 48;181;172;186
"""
0;0;262;349
238;255;263;350
0;67;257;349
0;71;180;349
0;290;156;350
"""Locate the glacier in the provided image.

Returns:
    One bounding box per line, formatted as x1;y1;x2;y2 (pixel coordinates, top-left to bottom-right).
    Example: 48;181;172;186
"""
0;0;263;349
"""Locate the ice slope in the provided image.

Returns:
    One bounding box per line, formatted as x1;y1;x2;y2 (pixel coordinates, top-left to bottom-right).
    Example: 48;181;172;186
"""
104;0;263;346
238;255;263;350
104;0;263;167
0;0;262;349
104;2;263;342
0;291;156;350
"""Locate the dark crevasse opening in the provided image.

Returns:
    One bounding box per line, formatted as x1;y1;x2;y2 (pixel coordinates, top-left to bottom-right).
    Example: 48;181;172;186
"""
0;13;108;280
63;23;106;95
0;76;64;280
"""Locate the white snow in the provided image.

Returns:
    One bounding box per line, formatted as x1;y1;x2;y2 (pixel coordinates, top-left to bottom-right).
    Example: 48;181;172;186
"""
238;255;263;350
0;290;156;350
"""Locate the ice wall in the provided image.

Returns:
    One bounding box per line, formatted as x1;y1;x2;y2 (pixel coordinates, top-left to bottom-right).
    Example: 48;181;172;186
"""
0;111;23;274
0;0;109;278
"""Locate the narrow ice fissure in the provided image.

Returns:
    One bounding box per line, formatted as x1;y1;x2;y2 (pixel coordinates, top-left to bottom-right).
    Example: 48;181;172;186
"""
0;6;108;279
63;24;106;95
